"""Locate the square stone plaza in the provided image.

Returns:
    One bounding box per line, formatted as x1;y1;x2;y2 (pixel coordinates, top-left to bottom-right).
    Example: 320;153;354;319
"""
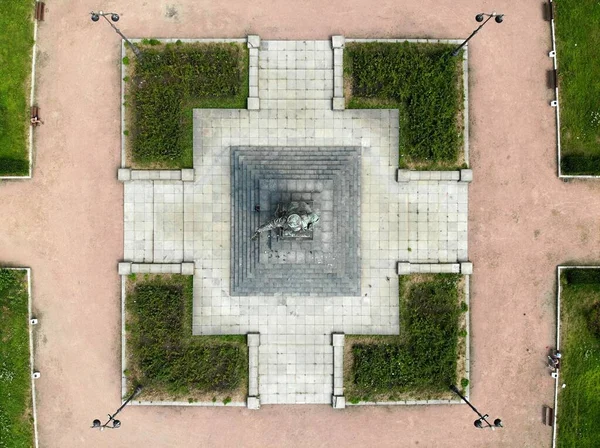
122;38;470;405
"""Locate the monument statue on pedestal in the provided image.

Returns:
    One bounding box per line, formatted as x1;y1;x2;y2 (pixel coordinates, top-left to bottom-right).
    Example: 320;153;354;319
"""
252;201;319;240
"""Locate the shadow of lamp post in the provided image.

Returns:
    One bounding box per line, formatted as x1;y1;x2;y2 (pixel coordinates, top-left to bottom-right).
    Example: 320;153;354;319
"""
452;12;504;57
90;10;142;59
91;385;142;430
450;384;503;429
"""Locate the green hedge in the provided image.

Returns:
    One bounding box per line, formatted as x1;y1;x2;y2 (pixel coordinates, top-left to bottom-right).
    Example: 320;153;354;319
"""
564;268;600;285
128;42;248;168
351;274;462;397
345;42;463;167
0;157;29;176
127;276;246;396
0;269;34;448
560;154;600;176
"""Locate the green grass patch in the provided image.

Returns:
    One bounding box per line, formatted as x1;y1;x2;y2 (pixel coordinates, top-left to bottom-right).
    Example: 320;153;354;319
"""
345;274;466;402
0;1;34;176
344;42;464;170
125;41;249;168
557;269;600;446
125;275;247;401
555;0;600;175
0;269;34;447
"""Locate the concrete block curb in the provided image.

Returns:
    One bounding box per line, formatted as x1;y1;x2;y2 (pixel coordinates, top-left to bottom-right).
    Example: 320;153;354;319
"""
247;332;260;407
118;168;131;181
460;262;473;275
181;262;195;275
248;97;260;110
181;169;195;182
247;396;260;410
247;35;260;49
332;395;346;409
460;169;473;182
331;35;345;49
118;262;132;275
396;169;410;182
332;97;345;110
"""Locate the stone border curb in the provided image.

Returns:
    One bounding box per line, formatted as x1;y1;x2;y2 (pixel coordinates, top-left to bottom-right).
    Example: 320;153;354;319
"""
460;262;473;275
332;36;345;110
117;169;196;182
332;333;345;407
460;169;473;182
247;333;260;409
397;262;461;274
396;169;461;182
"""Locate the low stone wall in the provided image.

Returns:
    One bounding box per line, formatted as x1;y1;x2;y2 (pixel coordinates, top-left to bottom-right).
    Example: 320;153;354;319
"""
118;262;195;275
397;261;472;275
117;168;195;182
247;333;260;410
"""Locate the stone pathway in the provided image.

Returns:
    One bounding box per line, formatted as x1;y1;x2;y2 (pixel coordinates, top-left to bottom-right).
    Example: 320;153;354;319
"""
121;37;470;406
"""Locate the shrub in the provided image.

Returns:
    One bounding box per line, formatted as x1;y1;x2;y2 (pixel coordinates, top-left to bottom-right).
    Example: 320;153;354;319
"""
345;42;462;165
128;42;248;167
351;274;461;396
127;276;246;395
460;378;469;389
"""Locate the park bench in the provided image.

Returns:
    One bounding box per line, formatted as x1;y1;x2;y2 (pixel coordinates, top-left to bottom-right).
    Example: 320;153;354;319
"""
35;2;45;21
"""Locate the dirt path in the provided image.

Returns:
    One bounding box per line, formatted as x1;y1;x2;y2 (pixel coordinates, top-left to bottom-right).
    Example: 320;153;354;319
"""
1;0;599;446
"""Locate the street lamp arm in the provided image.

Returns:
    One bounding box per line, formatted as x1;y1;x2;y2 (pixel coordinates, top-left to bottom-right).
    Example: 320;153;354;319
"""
451;12;503;57
90;11;142;59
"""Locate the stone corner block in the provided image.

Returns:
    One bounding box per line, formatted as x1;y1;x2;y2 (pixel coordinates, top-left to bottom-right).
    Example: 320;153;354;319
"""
247;35;261;49
247;396;260;410
397;261;411;275
460;262;473;275
118;262;132;276
331;35;345;49
247;332;261;347
332;97;345;111
460;169;473;183
181;169;195;182
396;169;411;182
332;395;346;409
332;333;345;347
117;168;131;182
181;262;195;276
247;97;260;110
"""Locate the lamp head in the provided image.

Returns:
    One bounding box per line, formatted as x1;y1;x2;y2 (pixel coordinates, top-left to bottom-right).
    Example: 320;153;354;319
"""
112;420;121;428
111;13;120;22
92;419;102;428
475;14;485;22
90;12;100;22
495;14;504;23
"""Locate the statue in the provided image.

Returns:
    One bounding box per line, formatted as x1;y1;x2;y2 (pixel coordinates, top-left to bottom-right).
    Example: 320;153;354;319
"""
252;201;319;240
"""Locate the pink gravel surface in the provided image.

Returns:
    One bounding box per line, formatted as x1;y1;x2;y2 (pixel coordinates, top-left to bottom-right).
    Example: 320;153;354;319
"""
2;0;600;446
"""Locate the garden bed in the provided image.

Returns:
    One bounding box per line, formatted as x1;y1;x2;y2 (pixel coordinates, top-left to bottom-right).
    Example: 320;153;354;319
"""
344;42;465;170
0;269;34;446
555;0;600;175
0;2;34;176
557;268;600;445
125;274;247;403
123;40;249;169
344;274;468;403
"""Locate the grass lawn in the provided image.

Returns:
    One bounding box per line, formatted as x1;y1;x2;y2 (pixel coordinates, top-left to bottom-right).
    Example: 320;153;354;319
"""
557;269;600;446
555;0;600;175
345;274;468;403
0;269;34;447
125;274;247;403
0;1;34;176
124;41;249;169
344;42;464;170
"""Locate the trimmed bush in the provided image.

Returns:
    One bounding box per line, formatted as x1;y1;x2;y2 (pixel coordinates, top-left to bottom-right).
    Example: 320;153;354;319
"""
128;42;248;168
345;42;463;166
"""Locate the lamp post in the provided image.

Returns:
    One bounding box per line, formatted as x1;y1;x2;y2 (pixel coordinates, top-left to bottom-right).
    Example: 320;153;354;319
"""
91;385;142;430
450;384;503;429
451;12;504;57
90;11;141;59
